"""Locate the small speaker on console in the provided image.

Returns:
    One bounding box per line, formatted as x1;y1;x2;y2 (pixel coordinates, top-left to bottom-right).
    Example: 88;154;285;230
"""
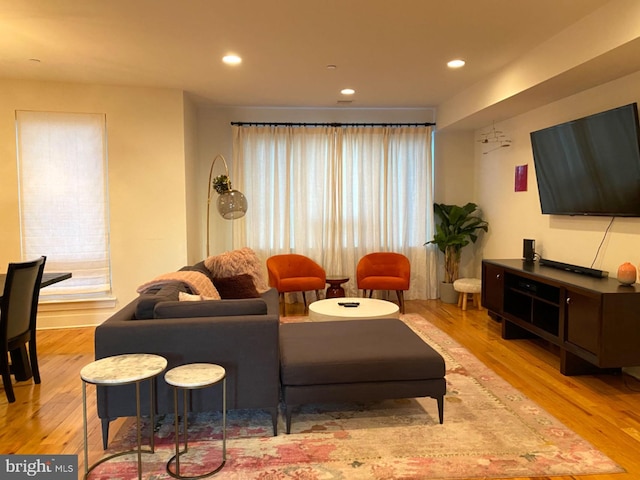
523;239;535;263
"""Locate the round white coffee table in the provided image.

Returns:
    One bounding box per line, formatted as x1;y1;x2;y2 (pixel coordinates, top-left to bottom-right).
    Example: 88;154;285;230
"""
308;297;400;321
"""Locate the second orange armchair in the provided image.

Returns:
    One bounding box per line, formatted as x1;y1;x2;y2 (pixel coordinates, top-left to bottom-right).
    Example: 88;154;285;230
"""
357;252;410;314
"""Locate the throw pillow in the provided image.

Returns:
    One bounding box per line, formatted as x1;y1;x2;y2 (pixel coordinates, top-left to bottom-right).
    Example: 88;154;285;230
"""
213;274;260;299
204;247;269;293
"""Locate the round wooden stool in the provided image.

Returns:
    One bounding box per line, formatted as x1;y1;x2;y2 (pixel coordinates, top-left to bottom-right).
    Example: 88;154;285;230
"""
453;278;482;311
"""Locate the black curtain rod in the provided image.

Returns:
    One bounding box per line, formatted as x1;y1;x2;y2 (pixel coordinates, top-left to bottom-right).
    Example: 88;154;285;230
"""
230;121;435;127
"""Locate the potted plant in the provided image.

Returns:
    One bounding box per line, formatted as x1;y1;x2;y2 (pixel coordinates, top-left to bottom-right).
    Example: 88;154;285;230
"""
212;174;231;194
426;202;488;303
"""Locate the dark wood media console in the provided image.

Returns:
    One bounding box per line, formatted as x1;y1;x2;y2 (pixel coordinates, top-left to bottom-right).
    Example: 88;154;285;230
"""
482;259;640;375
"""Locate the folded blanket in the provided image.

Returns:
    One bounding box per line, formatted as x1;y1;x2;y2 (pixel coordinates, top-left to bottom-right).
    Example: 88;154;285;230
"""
137;271;221;299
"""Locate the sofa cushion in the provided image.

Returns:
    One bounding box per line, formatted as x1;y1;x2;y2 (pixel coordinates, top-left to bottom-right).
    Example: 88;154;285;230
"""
280;319;445;385
205;247;269;293
213;274;261;299
153;298;268;319
135;282;187;319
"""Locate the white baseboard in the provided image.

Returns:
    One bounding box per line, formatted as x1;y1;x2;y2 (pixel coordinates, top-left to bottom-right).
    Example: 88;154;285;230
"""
37;310;111;329
622;366;640;380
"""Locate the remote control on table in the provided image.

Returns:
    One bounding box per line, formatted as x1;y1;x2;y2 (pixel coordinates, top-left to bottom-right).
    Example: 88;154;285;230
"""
338;302;360;307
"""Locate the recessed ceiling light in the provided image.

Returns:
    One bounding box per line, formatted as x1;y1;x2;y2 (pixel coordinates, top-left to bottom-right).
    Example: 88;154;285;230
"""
222;54;242;65
326;64;337;70
447;59;465;68
341;88;355;95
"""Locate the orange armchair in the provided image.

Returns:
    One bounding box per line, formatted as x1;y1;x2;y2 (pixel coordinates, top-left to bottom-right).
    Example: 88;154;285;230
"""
266;254;326;315
357;252;410;314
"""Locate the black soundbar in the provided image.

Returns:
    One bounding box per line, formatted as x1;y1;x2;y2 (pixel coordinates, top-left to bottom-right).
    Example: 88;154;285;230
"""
539;258;608;278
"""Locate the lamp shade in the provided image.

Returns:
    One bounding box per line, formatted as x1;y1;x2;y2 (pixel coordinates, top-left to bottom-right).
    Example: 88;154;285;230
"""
217;190;248;219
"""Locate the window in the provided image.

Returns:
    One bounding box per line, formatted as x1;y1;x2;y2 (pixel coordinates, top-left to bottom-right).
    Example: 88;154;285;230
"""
16;111;111;299
232;124;438;299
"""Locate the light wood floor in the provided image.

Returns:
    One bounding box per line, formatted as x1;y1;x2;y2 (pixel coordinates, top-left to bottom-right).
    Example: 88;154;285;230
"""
1;299;639;479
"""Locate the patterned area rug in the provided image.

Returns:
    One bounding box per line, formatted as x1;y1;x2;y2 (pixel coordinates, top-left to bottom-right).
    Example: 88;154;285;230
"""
93;314;623;479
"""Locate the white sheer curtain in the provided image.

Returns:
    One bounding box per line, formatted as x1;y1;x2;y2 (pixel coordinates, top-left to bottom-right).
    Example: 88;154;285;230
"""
232;124;438;299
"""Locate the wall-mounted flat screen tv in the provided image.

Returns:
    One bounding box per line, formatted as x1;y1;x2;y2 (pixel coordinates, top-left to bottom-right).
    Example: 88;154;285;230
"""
530;103;640;216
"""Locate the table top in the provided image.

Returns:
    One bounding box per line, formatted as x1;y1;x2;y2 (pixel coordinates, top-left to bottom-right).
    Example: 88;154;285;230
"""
326;276;349;283
81;354;168;385
309;297;400;322
484;258;639;294
165;363;226;388
40;272;72;288
0;271;72;298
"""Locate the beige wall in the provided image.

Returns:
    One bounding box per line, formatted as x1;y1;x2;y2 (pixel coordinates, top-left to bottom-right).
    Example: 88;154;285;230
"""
433;129;475;204
432;129;482;279
183;94;201;265
475;70;640;278
0;79;190;327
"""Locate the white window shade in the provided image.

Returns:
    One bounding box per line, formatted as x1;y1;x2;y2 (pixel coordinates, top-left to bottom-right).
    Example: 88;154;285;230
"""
16;111;111;298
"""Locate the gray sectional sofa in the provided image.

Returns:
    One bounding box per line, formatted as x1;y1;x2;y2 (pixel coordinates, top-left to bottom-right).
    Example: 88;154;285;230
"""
94;252;447;447
94;260;280;448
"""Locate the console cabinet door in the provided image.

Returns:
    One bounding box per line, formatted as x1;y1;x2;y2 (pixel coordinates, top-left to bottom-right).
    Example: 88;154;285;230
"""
564;288;601;355
482;262;504;315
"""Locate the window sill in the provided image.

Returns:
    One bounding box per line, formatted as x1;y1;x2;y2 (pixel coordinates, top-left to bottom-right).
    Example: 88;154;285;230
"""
38;296;117;312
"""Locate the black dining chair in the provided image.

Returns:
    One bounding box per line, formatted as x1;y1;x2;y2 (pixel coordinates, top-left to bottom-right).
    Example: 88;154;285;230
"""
1;256;46;403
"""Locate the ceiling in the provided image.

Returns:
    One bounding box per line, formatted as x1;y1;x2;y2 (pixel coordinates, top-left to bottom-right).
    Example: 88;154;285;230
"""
0;0;612;111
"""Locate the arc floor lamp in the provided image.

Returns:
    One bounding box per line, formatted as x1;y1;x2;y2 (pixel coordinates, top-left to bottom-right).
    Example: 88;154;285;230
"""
206;154;247;255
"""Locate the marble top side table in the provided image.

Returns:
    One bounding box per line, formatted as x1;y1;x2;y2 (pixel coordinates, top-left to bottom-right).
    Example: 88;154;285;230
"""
81;353;167;480
165;363;227;479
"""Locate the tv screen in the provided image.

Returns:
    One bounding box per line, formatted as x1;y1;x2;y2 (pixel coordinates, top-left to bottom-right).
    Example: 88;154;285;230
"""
530;103;640;216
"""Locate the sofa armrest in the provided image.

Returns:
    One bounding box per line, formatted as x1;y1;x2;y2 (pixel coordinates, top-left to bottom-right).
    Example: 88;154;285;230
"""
94;299;280;420
260;287;280;316
95;303;279;364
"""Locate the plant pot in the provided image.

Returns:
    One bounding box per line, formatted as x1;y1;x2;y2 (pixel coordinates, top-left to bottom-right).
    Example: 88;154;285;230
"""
440;282;459;304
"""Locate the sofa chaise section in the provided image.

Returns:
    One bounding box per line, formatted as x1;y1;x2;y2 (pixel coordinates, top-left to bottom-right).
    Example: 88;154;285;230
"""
279;318;446;433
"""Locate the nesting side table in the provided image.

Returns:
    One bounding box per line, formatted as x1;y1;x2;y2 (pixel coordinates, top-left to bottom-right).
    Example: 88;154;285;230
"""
165;363;227;479
81;353;167;480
